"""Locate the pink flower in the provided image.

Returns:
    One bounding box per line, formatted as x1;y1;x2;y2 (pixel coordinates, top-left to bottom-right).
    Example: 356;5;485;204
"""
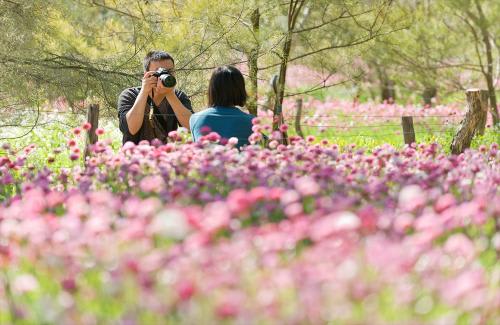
270;131;282;141
444;233;475;261
279;124;289;132
176;280;196;301
280;190;300;205
67;139;77;147
249;132;263;144
441;269;485;305
398;185;426;211
12;274;39;294
252;125;262;133
227;189;251;215
216;298;240;319
95;128;105;136
357;205;378;232
310;211;360;241
249;187;268;202
201;201;231;234
394;213;414;233
227;137;238;146
434;194;456;213
82;122;92;130
206;132;221;142
294;176;320;196
139;175;164;193
200;126;212;135
269;140;279;149
168;131;179;141
284;202;303;217
72;127;82;135
61;277;77;293
149;209;190;240
0;244;11;266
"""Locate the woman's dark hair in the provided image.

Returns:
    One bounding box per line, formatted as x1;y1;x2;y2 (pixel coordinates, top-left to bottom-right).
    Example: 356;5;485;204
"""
143;50;174;71
208;66;247;107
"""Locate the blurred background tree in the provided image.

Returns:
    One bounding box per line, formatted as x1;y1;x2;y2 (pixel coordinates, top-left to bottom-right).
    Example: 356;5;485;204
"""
0;0;498;125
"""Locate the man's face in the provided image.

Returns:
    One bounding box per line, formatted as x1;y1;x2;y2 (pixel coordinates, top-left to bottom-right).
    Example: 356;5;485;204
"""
148;59;175;77
148;59;176;94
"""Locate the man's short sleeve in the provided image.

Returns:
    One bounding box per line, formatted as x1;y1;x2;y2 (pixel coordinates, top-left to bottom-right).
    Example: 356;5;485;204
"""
118;88;140;143
177;90;194;113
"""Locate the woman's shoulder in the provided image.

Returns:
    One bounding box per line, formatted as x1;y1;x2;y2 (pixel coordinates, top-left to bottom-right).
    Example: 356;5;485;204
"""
192;107;217;117
190;108;215;126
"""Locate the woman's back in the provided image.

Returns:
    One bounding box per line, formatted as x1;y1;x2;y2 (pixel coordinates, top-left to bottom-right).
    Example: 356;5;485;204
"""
190;65;254;148
190;106;254;148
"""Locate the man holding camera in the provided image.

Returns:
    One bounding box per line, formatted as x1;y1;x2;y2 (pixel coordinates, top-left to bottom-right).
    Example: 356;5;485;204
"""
118;50;193;144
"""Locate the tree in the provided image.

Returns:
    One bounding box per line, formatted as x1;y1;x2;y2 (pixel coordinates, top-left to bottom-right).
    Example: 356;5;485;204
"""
446;0;499;124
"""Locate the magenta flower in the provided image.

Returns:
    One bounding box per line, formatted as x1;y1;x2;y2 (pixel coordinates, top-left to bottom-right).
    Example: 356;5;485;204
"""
82;122;92;131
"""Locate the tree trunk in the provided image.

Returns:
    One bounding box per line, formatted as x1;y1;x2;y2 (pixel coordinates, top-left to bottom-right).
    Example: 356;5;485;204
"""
247;8;260;116
484;74;499;125
294;97;304;138
381;79;395;103
477;90;489;136
422;86;437;107
271;0;305;144
273;33;292;129
272;34;291;145
450;89;488;154
475;0;499;125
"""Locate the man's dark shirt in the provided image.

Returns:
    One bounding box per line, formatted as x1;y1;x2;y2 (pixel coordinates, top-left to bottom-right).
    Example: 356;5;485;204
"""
118;87;193;144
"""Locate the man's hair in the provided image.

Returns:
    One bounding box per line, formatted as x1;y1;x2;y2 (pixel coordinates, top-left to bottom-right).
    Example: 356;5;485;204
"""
208;66;247;107
143;50;174;72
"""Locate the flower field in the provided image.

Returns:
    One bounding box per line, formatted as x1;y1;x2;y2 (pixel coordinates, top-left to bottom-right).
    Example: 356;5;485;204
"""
0;121;499;324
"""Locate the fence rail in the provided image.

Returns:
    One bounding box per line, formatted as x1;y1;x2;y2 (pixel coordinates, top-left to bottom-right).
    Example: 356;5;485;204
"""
1;89;496;155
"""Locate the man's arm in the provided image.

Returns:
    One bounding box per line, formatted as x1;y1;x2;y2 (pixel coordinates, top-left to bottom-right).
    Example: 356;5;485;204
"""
125;90;149;135
166;92;192;129
126;71;157;135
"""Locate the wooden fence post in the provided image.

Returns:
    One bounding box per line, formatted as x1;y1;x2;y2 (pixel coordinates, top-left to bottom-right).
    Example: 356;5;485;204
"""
450;89;488;154
401;116;416;145
84;103;99;161
295;98;304;139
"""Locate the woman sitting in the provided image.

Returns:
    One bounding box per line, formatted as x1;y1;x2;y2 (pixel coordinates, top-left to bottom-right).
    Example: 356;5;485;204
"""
190;66;255;148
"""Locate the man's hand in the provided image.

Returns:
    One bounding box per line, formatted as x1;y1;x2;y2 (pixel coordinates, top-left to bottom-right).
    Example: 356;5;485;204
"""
155;77;175;97
141;71;158;95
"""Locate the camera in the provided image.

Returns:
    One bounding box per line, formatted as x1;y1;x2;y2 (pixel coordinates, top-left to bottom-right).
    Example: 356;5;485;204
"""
153;68;177;88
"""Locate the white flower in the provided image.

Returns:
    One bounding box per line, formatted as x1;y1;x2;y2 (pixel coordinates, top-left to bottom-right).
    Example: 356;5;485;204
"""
149;209;190;240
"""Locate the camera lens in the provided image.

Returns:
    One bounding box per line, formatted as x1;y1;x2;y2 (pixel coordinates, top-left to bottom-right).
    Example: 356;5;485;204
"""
160;74;176;88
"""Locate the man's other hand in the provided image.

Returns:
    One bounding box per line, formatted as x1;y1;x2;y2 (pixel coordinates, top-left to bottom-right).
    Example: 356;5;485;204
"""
141;71;158;95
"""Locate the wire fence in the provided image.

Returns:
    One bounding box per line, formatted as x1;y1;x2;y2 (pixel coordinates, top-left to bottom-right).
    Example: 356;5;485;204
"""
0;109;466;138
0;110;467;119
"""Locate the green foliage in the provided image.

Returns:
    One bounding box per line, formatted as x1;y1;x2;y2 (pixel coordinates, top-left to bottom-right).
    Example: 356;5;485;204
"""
357;0;500;106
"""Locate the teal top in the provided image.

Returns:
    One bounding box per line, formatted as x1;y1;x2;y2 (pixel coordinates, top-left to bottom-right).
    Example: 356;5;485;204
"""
189;106;255;148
